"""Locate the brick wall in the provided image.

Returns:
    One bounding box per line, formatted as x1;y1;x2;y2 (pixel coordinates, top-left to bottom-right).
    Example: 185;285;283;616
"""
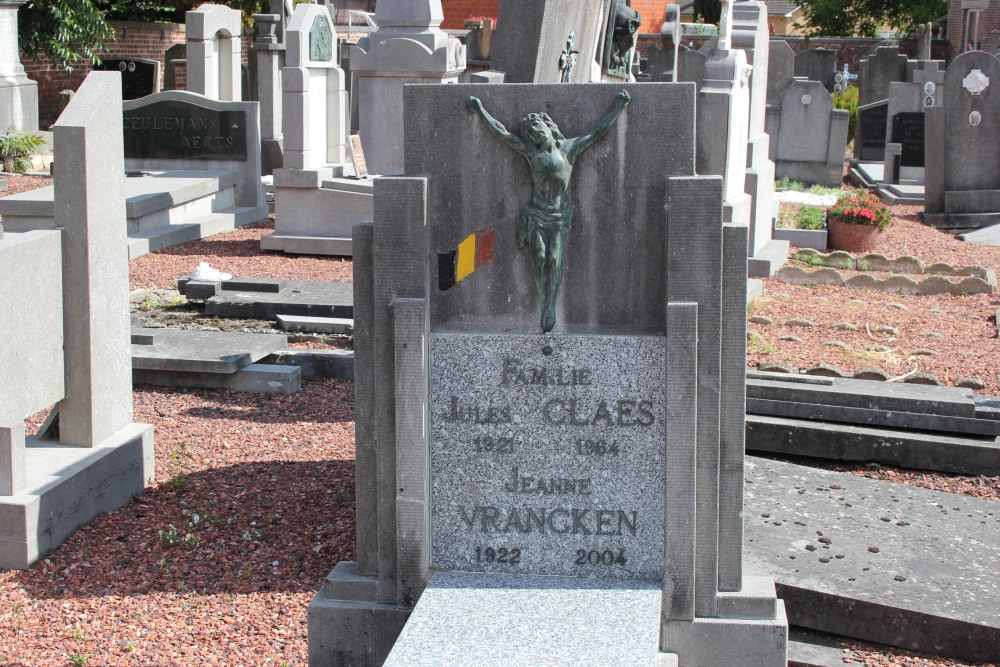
440;0;499;30
948;0;1000;59
23;21;255;129
633;0;668;34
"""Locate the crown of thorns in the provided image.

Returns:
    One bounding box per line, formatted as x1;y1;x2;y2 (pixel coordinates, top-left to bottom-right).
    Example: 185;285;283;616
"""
520;113;566;142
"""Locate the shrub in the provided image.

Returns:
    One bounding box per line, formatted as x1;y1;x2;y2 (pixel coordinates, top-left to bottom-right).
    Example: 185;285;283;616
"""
827;190;892;231
833;85;859;147
0;127;46;173
796;206;825;230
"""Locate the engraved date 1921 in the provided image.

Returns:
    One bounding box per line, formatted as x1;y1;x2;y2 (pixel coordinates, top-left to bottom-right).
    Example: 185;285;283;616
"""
474;435;515;454
474;546;522;564
575;548;627;566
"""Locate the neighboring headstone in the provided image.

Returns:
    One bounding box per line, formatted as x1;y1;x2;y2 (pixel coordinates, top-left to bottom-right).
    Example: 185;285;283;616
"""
983;30;1000;56
253;10;286;174
794;47;837;92
601;0;641;81
0;0;39;131
858;45;907;107
855;100;889;161
0;72;155;570
925;51;1000;231
122;91;267;217
93;58;161;100
645;4;681;83
264;3;370;256
185;3;243;101
766;39;796;106
308;81;787;667
734;1;786;279
348;0;465;175
487;0;610;84
162;43;186;90
767;79;850;187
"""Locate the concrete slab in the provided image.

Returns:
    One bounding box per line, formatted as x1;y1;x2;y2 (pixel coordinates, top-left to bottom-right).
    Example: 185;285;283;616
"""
0;424;155;570
133;363;301;394
848;161;882;189
277;315;353;334
747;415;1000;476
787;630;854;667
959;223;1000;246
745;456;1000;665
203;279;353;320
877;182;924;206
131;328;288;373
383;571;662;666
263;349;354;380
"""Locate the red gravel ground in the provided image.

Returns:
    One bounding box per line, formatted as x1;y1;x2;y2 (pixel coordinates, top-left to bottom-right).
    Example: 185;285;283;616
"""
1;381;356;666
128;219;353;290
2;174;999;666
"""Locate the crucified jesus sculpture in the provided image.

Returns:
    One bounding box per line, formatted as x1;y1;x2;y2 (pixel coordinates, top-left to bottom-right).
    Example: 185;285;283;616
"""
467;90;631;333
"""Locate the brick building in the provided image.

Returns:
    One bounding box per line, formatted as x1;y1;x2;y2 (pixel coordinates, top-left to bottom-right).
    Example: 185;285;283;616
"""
948;0;1000;57
439;0;668;33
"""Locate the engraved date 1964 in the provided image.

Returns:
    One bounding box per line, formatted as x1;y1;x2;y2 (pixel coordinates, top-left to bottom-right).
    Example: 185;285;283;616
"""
474;546;522;564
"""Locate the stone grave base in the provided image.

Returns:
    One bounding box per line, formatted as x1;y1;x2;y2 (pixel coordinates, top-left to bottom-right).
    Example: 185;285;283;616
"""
264;175;374;257
308;562;410;667
0;170;267;259
0;423;154;570
775;161;843;190
748;239;792;278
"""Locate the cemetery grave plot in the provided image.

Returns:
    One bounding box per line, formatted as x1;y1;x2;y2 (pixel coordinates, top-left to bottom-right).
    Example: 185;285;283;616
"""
3;174;999;667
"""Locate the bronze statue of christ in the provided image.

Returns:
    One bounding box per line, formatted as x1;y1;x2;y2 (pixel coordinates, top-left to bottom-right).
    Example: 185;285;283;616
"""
467;91;631;333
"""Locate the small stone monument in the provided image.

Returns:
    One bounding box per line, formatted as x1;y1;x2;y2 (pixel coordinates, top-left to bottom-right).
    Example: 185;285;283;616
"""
0;0;39;131
185;3;243;101
307;81;787;667
924;51;1000;232
264;2;371;256
253;0;290;174
348;0;465;175
767;78;850;187
794;47;838;92
858;45;907;107
491;0;611;84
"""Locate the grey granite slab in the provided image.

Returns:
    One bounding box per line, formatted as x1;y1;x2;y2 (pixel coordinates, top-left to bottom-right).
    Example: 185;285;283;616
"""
745;456;1000;664
203;279;353;320
383;571;661;667
130;328;287;373
429;333;666;581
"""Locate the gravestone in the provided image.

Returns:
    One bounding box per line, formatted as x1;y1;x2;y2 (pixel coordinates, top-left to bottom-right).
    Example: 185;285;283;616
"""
348;0;465;175
264;3;371;256
983;30;1000;55
795;47;837;92
855;100;889;161
122;91;267;217
490;0;611;84
94;58;161;99
767;79;850;187
892;111;925;168
733;1;786;278
163;44;186;90
924;51;1000;230
308;82;787;667
253;6;286;174
185;3;242;101
0;0;38;131
766;39;796;105
601;0;641;81
858;45;907;107
0;72;155;569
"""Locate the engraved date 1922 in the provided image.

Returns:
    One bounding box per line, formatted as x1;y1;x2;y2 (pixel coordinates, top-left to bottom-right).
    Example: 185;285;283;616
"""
474;546;522;564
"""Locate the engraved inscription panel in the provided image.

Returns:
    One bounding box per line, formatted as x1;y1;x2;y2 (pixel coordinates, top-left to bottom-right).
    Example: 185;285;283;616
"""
430;333;665;581
123;99;248;161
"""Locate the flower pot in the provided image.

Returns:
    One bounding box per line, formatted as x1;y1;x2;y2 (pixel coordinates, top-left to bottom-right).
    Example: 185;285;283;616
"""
826;217;881;253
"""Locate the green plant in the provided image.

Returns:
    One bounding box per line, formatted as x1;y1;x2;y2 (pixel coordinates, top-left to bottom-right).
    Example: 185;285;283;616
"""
775;175;806;192
807;183;843;196
796;206;825;230
168;442;193;489
833;85;859;147
69;653;88;667
856;259;869;271
0;127;46;173
159;524;180;547
827;190;892;231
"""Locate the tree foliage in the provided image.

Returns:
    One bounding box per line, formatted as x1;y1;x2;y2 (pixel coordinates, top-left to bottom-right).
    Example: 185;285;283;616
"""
693;0;721;25
797;0;948;38
18;0;265;71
